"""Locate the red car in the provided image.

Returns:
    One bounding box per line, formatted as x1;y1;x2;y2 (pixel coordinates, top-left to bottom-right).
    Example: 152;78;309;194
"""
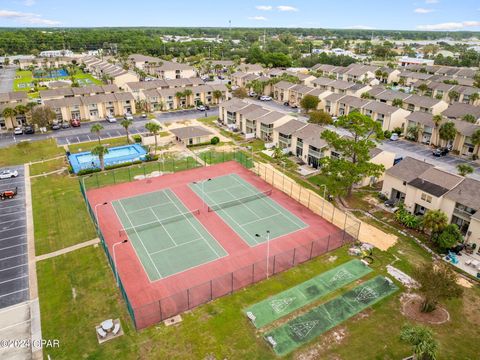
70;119;81;127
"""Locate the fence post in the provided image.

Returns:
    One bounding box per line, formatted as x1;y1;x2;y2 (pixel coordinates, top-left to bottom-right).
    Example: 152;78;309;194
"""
128;167;131;182
327;234;331;252
159;299;163;321
95;173;99;187
308;192;311;208
332;206;335;222
309;241;314;259
143;165;146;176
251;263;255;283
187;288;190;309
112;169;116;184
292;248;296;266
290;181;293;197
210;280;213;301
272;255;276;275
231;272;234;293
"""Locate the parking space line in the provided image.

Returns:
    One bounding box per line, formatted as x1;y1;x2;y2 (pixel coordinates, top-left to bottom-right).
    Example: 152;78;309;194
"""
0;288;29;299
0;275;28;285
0;252;27;261
0;263;28;273
0;225;26;233
0;243;26;252
0;218;26;225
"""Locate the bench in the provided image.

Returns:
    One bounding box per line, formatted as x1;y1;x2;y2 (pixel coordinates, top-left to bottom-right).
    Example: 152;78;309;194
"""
96;327;107;338
112;323;121;336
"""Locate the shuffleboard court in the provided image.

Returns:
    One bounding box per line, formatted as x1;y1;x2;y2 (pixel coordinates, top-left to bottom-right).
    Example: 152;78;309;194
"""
264;276;398;356
112;188;227;282
189;174;307;247
244;259;372;328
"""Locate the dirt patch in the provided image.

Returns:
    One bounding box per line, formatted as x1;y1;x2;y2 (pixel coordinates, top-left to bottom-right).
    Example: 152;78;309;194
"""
295;327;347;360
358;221;397;251
401;294;449;325
456;277;473;288
462;291;480;326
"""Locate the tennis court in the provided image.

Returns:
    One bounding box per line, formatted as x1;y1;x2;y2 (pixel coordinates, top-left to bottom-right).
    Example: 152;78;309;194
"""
244;259;372;328
112;188;227;282
265;276;398;356
189;174;307;246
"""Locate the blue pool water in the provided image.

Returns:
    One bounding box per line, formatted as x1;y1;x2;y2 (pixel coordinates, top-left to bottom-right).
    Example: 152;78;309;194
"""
68;144;147;173
33;69;68;78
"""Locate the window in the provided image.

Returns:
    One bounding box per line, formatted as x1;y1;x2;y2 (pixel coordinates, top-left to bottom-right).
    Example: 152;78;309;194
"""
421;193;432;203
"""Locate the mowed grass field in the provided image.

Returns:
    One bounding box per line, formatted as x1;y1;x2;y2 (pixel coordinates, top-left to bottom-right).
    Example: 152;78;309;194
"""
0;139;63;167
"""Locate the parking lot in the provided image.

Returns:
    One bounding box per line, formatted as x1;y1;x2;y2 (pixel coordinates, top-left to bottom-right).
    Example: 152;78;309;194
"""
0;166;29;309
380;139;480;180
55;125;146;145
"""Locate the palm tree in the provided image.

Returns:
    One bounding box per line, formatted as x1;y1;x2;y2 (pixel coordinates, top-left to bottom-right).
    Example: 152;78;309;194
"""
471;129;480;158
183;89;193;107
2;107;16;129
90;123;104;144
417;83;429;95
447;90;459;104
14;104;28;124
392;98;404;107
212;89;223;104
469;92;479;105
91;145;109;171
361;92;373;99
145;122;161;154
400;325;438;360
407;124;421;141
457;164;474;177
120;119;133;144
432;115;443;146
438;121;457;146
462;114;476;123
422;209;448;241
175;91;185;108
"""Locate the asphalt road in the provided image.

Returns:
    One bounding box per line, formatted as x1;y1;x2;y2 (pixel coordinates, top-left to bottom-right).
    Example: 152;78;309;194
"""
0;66;16;93
0;166;29;309
0;107;217;148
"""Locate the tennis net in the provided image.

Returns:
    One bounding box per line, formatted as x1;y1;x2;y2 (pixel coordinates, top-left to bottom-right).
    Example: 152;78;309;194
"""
119;209;200;236
207;189;272;212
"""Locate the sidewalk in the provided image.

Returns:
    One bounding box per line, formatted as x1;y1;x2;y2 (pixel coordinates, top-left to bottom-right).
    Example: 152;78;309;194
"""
36;238;100;262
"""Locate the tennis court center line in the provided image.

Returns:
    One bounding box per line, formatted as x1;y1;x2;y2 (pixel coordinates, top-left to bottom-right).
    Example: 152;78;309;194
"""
127;201;173;215
115;200;164;280
163;190;224;258
190;183;260;246
239;213;282;228
148;207;178;246
230;175;307;229
223;187;264;219
149;237;204;256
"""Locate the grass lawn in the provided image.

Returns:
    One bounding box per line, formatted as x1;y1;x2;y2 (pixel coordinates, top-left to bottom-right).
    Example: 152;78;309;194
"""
37;239;480;359
32;173;97;255
197;150;253;168
29;157;66;176
197;116;244;142
67;137;129;153
0;139;63;167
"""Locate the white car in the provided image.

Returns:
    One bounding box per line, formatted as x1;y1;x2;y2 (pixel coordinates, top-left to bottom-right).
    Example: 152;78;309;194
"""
249;91;257;97
260;96;272;101
196;105;206;111
0;169;19;179
14;127;23;135
124;113;134;121
105;115;116;123
390;133;399;141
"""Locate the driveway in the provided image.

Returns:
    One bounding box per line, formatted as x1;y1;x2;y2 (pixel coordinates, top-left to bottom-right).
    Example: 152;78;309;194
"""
0;166;29;309
380;139;480;180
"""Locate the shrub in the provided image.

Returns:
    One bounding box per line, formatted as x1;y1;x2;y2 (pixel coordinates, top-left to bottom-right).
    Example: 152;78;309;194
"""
393;127;403;135
210;136;220;145
395;204;421;229
77;168;101;176
132;135;142;143
384;130;392;139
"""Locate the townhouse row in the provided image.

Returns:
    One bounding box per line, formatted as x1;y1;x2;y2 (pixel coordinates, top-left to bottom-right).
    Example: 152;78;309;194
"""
81;56;139;88
382;157;480;248
127;54;197;80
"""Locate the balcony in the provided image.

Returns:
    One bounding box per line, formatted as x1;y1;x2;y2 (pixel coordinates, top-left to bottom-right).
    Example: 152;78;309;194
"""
453;207;476;220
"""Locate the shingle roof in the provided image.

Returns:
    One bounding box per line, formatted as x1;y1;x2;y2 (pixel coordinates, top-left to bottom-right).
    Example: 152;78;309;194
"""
257;111;288;125
405;112;435;127
293;123;328;149
275;119;306;135
361;101;398;115
445;178;480;211
385;157;433;182
404;94;442;108
170;126;213;139
442;103;480;119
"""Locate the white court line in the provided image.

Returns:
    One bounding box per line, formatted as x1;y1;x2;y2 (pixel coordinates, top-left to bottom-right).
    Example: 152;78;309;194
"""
223;187;263;219
240;213;280;227
204;184;245;195
149;237;204;256
127;201;173;215
0;263;28;273
116;200;163;280
0;274;28;285
190;183;260;246
164;190;223;258
148;207;178;246
230;175;307;229
0;288;29;299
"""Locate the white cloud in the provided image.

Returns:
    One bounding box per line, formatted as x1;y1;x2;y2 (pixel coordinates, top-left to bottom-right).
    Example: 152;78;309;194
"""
248;16;267;21
0;9;60;25
414;8;434;13
347;25;376;30
255;5;272;11
23;0;36;6
417;21;480;30
425;0;438;4
277;5;299;12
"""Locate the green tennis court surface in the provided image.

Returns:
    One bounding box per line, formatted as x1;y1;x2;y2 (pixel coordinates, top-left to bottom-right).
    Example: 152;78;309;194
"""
265;275;398;356
244;259;372;328
112;188;227;281
189;174;307;247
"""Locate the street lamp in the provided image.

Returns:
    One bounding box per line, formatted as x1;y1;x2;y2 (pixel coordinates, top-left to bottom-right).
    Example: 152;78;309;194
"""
193;178;212;210
255;230;271;279
113;239;128;287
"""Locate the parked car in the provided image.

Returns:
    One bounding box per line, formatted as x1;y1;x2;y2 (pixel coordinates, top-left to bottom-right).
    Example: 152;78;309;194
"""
51;121;61;130
124;113;133;121
231;85;239;91
0;169;19;179
196;105;206;111
70;119;81;127
218;75;225;80
141;112;147;118
432;147;449;157
105;114;117;123
390;133;399;141
290;105;298;109
204;105;210;110
13;127;23;135
248;91;257;97
283;102;290;106
24;125;35;134
61;122;70;129
260;95;272;101
384;199;397;208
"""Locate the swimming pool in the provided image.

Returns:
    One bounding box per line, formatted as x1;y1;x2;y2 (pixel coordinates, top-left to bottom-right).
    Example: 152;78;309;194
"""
33;69;68;78
68;144;148;174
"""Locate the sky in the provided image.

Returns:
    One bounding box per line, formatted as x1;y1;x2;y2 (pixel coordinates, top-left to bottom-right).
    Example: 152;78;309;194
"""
0;0;479;31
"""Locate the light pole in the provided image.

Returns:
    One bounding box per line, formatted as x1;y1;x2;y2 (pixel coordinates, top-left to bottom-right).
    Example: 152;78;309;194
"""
193;178;212;210
319;184;327;217
255;230;271;279
113;239;128;287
